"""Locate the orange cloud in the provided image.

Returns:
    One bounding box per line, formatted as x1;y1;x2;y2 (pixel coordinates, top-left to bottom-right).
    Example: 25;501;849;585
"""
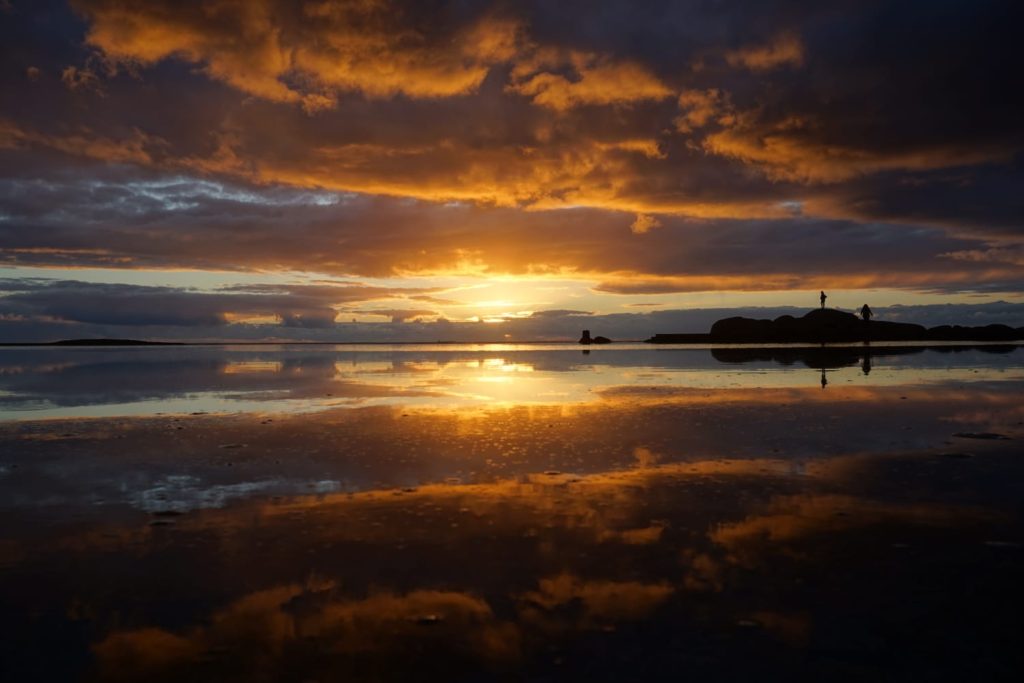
74;0;522;109
629;213;661;234
703;112;1015;184
509;51;673;111
725;32;805;71
674;88;733;133
74;0;673;117
0;118;163;165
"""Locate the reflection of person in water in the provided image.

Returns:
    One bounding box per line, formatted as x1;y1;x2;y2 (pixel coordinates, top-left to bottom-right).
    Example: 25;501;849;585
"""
820;291;827;309
862;351;872;375
820;368;828;389
860;304;873;321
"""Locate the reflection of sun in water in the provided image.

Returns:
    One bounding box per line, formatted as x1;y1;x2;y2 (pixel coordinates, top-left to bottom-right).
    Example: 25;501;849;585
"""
222;361;283;374
478;359;536;385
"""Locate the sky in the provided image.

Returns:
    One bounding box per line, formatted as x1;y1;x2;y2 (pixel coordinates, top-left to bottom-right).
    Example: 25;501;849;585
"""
0;0;1022;342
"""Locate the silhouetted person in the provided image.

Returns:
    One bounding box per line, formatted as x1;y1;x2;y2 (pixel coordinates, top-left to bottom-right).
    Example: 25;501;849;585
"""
820;291;827;309
860;304;873;321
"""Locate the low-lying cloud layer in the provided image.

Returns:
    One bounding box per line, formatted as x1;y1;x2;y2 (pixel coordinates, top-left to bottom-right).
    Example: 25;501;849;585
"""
4;277;1024;342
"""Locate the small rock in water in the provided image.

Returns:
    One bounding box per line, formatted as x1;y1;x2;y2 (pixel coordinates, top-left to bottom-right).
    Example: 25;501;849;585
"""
412;614;443;625
952;432;1010;440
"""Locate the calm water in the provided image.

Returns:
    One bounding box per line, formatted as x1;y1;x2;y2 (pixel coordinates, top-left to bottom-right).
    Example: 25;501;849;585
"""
1;344;1022;681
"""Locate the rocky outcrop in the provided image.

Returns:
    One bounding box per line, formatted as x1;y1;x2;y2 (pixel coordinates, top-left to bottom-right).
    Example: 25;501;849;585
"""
709;309;925;343
579;330;612;344
646;309;1024;344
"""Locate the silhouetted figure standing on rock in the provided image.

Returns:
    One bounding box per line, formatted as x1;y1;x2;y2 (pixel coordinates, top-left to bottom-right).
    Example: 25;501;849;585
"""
820;291;827;309
860;304;873;322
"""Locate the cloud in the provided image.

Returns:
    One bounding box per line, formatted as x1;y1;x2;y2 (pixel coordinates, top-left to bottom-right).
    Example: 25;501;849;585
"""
60;65;102;93
703;112;1013;184
674;89;731;133
725;33;804;71
351;308;439;323
629;213;661;234
4;0;1021;228
0;119;164;166
0;279;449;330
1;168;1020;297
73;0;526;109
508;51;673;111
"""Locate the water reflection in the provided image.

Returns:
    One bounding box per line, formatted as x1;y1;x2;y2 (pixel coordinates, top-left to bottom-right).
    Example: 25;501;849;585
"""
1;344;1021;418
1;345;1022;680
2;451;1021;681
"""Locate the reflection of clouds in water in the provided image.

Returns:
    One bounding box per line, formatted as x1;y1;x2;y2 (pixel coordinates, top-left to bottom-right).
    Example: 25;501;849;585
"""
70;452;1014;681
92;572;676;681
521;573;674;625
1;346;1021;419
709;493;991;550
128;475;343;513
93;583;520;682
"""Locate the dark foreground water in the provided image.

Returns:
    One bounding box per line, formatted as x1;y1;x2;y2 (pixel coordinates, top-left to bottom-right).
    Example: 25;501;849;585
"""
1;344;1022;681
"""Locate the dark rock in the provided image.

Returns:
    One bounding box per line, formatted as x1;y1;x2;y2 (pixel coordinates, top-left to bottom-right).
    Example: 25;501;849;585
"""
579;330;612;344
708;308;928;343
650;309;1023;344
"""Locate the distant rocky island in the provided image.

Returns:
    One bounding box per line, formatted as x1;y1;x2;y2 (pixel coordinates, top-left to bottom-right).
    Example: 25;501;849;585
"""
0;338;183;347
647;308;1024;344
